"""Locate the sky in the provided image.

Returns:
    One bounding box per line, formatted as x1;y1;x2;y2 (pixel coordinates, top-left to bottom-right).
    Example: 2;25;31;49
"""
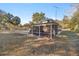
0;3;73;25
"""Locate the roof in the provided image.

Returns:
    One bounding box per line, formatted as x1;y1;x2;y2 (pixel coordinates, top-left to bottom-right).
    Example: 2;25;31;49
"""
33;19;59;26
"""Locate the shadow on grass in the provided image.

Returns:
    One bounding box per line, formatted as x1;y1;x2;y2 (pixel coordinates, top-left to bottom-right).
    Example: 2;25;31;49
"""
59;31;79;56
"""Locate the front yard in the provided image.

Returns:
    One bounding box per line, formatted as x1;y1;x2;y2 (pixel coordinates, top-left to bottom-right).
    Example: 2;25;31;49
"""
0;30;79;56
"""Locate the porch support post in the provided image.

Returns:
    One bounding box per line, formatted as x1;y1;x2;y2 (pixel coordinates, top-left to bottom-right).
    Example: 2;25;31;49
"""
50;24;52;40
39;25;40;37
32;25;33;35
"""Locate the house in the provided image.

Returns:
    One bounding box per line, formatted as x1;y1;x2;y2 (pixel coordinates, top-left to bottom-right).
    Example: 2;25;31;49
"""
29;19;59;39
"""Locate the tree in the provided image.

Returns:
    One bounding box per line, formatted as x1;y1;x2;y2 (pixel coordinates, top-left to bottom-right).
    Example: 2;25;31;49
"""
11;16;21;25
6;13;14;20
0;9;21;30
62;16;70;29
70;9;79;31
63;16;69;24
32;12;45;23
0;14;10;30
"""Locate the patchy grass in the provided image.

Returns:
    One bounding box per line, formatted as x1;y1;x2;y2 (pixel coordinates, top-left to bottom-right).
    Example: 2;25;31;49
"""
0;31;79;56
0;33;27;55
2;36;70;56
